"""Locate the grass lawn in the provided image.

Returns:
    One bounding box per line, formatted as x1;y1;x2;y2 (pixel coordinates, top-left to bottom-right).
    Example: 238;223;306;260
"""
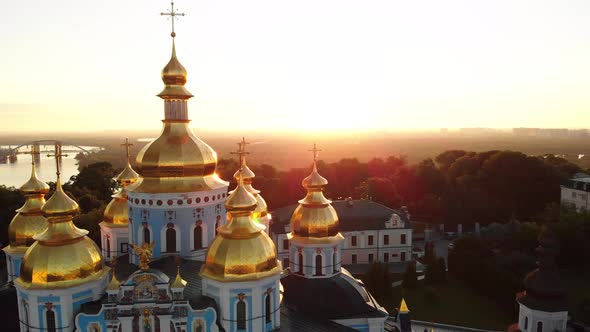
382;277;514;331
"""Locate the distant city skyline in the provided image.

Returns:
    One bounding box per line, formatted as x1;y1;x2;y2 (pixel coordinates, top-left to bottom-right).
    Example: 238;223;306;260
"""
1;0;590;133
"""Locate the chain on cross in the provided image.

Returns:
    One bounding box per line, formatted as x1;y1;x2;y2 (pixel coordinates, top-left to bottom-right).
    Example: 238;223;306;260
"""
121;137;133;164
308;143;322;163
161;1;186;38
47;143;68;178
231;137;250;165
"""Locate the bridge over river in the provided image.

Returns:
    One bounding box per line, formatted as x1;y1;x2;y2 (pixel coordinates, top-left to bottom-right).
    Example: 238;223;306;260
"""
0;140;103;164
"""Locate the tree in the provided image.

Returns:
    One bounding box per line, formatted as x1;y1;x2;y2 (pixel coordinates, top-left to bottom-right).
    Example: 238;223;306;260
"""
402;261;418;289
363;262;392;302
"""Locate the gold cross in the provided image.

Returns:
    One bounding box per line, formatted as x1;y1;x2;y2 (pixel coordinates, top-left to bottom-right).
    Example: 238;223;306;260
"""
161;1;185;38
231;137;250;165
121;137;133;164
47;143;68;178
308;143;322;162
21;145;40;167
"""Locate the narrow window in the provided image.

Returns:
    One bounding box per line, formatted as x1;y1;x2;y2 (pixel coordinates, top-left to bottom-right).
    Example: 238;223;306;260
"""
368;235;374;246
384;252;389;263
401;234;407;245
315;255;323;276
166;224;176;252
524;317;528;330
333;252;337;272
282;239;289;250
298;253;304;274
351;236;357;247
536;322;543;332
369;253;374;263
237;299;246;330
143;227;150;244
106;237;111;258
265;293;272;324
352;254;357;264
194;225;203;249
401;252;406;262
283;258;289;268
46;309;56;332
384;234;390;245
23;302;30;332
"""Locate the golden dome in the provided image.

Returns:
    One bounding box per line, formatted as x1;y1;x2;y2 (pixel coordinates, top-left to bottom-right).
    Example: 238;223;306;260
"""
102;189;129;227
201;172;281;282
290;161;341;239
17;177;107;289
158;40;193;99
20;163;50;194
106;271;121;291
230;160;269;221
116;163;139;187
132;122;227;193
171;267;187;288
42;181;80;217
7;164;49;248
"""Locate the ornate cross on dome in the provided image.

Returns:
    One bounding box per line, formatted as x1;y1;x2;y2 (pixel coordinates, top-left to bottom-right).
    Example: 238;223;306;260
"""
121;137;133;164
47;143;68;178
308;143;322;162
231;137;250;165
161;1;185;38
22;145;40;167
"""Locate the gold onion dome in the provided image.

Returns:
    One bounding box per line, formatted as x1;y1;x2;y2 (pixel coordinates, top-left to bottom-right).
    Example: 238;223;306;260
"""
290;161;342;240
103;160;139;227
17;177;107;289
7;163;49;248
231;160;269;221
201;171;281;282
132;40;226;193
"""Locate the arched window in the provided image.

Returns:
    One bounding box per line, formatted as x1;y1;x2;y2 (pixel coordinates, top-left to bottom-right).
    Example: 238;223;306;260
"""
536;321;543;332
46;309;56;332
166;224;176;252
315;255;323;276
265;293;271;324
22;301;30;332
143;226;150;244
106;237;111;258
215;215;221;236
236;299;246;331
524;316;528;330
298;252;304;274
194;224;203;249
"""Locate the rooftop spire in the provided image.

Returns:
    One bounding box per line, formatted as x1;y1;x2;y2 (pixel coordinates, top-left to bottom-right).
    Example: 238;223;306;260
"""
231;137;256;182
160;1;185;39
42;144;79;218
19;145;50;195
302;143;328;190
115;138;139;188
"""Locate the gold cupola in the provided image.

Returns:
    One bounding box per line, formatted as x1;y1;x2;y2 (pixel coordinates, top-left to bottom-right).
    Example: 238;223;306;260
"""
17;148;108;290
6;156;49;248
230;138;270;223
201;170;281;282
102;138;139;227
289;145;343;243
132;34;227;194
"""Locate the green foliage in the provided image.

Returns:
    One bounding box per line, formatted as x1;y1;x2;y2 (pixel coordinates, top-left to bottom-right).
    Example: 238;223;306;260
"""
362;262;392;302
73;208;104;246
0;185;24;245
402;261;418;289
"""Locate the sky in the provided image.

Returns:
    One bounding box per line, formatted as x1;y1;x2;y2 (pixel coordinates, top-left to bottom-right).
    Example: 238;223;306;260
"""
1;0;590;134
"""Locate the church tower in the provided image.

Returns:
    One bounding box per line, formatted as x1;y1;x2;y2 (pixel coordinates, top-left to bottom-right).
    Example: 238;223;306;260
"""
100;138;139;260
288;144;344;278
515;228;568;332
3;147;49;283
14;144;109;332
127;13;229;263
201;170;282;332
230;137;271;234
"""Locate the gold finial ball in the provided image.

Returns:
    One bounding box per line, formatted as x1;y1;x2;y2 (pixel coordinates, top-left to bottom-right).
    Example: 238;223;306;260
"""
171;32;176;38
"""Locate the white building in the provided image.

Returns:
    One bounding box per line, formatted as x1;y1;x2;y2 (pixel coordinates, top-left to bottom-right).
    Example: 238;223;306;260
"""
560;173;590;212
271;199;413;268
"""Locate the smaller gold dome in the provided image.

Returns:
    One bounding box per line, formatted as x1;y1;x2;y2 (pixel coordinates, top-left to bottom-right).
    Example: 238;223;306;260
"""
102;189;129;227
115;163;139;187
19;164;49;194
171;267;187;288
201;171;281;282
290;161;340;239
106;271;121;291
230;160;269;221
158;41;193;99
42;181;79;217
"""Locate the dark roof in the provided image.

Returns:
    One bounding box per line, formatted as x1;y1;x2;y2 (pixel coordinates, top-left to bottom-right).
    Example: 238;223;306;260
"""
281;271;388;321
562;178;590;192
0;285;19;332
278;306;357;331
271;199;410;234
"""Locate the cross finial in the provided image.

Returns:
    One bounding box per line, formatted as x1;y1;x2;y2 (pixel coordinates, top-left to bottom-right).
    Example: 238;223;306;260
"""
47;143;68;180
121;138;133;164
308;143;322;163
161;1;185;38
231;137;250;165
22;145;40;167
